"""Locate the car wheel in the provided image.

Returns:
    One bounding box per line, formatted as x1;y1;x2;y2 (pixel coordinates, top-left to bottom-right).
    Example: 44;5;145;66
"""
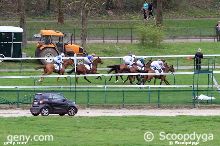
40;107;50;116
59;113;65;116
31;113;39;116
39;48;58;64
68;107;77;116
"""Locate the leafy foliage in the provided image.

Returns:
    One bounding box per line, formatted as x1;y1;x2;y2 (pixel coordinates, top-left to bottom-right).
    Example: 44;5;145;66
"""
136;23;164;47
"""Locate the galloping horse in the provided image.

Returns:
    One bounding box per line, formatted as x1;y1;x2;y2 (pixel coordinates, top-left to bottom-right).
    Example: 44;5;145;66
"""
108;59;153;84
68;57;103;83
35;59;74;82
122;59;153;84
143;63;175;85
107;64;124;83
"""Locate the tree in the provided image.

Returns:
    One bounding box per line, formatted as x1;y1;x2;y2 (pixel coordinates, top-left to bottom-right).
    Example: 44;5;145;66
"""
18;0;27;48
79;0;103;48
156;0;163;26
57;0;64;24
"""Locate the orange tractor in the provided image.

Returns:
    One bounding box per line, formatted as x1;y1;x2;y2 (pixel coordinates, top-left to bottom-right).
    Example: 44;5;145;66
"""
35;30;86;64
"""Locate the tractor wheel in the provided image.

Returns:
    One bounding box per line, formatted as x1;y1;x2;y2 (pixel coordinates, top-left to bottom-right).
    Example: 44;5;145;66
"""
39;48;58;64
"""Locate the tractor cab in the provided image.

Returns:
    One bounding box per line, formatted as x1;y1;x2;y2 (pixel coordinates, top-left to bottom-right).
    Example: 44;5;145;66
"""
35;29;85;64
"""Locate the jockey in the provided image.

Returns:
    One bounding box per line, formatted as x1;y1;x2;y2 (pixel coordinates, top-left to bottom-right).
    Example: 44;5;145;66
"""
150;59;165;74
123;54;136;68
54;53;65;71
84;53;96;70
136;57;145;71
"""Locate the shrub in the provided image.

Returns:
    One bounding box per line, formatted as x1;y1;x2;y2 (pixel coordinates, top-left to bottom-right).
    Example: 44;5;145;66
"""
136;24;164;47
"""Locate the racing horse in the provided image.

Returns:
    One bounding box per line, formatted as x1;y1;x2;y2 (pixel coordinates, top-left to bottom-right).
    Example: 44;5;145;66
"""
107;64;125;83
108;59;152;84
35;58;74;82
142;63;175;85
123;59;153;84
67;57;103;83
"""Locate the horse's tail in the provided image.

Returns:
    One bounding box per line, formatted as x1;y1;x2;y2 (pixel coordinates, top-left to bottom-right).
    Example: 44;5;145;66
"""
35;65;45;70
107;65;120;73
107;65;120;70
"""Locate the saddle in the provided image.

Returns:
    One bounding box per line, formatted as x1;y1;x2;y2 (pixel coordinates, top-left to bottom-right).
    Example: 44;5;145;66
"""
137;66;145;71
84;64;92;70
54;64;62;72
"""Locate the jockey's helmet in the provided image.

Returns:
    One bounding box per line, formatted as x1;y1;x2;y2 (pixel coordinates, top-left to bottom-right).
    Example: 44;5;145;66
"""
61;53;65;57
197;48;201;52
91;53;96;57
131;55;136;58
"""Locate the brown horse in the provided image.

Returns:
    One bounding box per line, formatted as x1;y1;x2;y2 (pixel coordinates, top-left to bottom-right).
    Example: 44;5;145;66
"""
108;59;153;84
143;63;175;85
35;59;74;82
68;57;103;83
123;59;153;84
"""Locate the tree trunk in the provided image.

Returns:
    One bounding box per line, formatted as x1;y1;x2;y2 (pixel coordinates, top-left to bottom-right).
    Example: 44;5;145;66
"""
57;0;64;24
47;0;51;12
18;0;27;48
115;0;123;9
81;1;88;48
156;0;163;26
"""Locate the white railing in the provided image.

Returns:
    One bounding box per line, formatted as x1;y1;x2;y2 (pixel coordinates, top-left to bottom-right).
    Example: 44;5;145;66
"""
0;54;220;61
0;71;218;79
0;84;216;89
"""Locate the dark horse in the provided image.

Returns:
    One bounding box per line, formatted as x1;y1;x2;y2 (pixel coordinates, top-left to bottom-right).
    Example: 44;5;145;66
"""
142;63;175;85
67;57;103;83
35;59;74;82
107;63;130;83
108;59;152;84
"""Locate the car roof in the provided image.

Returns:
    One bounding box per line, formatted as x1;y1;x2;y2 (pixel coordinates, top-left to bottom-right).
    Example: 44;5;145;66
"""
35;92;63;97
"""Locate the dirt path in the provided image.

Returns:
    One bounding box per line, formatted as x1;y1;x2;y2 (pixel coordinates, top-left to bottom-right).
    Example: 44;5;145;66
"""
1;109;220;117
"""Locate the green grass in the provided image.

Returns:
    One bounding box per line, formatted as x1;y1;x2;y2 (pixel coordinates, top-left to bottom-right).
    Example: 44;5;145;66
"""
0;42;220;106
0;116;220;146
0;19;219;40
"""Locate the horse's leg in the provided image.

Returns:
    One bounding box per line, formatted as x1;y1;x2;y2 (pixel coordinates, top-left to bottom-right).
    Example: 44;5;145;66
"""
136;75;141;85
38;71;47;82
160;77;164;85
84;76;91;83
123;76;129;84
95;73;102;80
76;77;79;84
115;75;119;83
129;76;134;84
96;76;102;80
164;78;170;85
109;76;113;81
154;78;157;85
120;75;124;81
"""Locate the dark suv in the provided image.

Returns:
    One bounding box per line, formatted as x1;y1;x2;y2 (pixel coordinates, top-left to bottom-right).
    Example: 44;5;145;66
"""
30;93;78;116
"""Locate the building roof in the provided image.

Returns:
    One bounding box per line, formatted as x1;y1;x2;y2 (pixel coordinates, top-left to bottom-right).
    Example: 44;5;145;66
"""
0;26;23;32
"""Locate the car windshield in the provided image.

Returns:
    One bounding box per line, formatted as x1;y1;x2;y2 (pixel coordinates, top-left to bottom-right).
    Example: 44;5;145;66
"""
34;94;42;100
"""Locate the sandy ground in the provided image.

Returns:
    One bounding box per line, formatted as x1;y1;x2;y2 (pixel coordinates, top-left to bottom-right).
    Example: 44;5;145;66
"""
1;109;220;117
